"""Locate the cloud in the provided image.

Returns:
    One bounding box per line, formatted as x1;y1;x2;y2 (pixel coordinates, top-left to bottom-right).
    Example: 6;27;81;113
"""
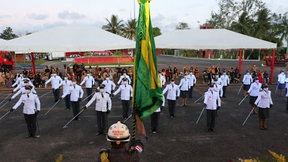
58;10;86;20
28;13;49;20
0;15;12;19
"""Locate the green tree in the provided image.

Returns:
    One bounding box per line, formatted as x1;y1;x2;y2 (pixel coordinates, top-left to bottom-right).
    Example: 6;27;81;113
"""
152;27;162;37
176;22;190;30
253;8;272;39
0;27;18;40
102;14;124;35
206;0;266;28
230;11;254;35
122;18;137;40
277;13;288;53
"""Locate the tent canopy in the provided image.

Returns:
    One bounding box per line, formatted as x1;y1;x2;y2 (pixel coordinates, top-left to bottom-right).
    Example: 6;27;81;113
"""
155;29;277;50
0;26;135;52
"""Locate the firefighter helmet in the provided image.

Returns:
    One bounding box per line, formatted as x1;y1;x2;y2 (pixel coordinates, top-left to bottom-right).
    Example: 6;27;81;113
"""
107;121;130;143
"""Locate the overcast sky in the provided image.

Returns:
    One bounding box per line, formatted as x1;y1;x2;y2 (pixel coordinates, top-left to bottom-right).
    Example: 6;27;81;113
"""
0;0;287;36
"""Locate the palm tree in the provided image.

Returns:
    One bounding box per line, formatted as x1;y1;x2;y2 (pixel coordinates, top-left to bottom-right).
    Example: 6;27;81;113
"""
102;15;124;35
278;13;288;53
122;18;137;40
253;8;272;39
230;11;254;36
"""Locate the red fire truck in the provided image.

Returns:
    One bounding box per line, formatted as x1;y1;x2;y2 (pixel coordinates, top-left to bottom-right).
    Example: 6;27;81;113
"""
0;51;14;71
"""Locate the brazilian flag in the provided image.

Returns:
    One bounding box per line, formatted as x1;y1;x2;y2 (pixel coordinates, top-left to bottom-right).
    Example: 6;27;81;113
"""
133;0;163;120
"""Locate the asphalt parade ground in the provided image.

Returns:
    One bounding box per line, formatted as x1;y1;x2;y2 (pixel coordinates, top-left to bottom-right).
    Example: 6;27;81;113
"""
0;56;288;162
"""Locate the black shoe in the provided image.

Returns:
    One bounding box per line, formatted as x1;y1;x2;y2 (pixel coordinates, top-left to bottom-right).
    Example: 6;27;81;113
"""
102;132;107;135
26;134;32;138
74;118;81;121
32;135;40;138
205;129;209;132
210;129;215;132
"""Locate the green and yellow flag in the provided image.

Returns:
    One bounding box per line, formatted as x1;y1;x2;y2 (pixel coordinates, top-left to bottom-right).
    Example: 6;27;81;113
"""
133;0;163;120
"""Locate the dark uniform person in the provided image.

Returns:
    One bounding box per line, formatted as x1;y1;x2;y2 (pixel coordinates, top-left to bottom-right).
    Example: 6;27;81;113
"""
84;84;112;136
204;84;221;132
10;85;41;138
97;114;147;162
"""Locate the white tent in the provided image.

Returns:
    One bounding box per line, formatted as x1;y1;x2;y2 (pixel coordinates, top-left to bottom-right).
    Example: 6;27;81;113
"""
0;26;135;52
155;29;277;50
0;38;6;43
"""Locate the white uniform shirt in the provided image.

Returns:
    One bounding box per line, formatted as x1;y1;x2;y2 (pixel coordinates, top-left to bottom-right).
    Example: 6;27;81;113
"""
102;79;116;94
61;79;72;95
113;84;133;101
179;77;190;91
220;74;230;86
45;75;62;89
85;92;112;112
11;82;37;99
242;73;253;85
12;81;35;93
204;89;221;110
285;78;288;88
247;81;262;97
159;74;166;86
187;73;197;87
278;72;285;84
117;74;131;84
254;90;273;108
12;92;41;114
80;75;95;88
212;80;223;97
12;76;29;87
162;83;180;100
62;84;84;102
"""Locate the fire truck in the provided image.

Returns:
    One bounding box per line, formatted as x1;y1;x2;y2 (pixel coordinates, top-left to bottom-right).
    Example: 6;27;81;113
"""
0;51;14;71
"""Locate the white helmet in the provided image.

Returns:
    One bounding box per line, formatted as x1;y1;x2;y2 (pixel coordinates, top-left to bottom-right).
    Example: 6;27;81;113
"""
107;121;130;143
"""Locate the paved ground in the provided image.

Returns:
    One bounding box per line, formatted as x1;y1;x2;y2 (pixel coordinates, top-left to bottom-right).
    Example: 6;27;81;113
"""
0;56;288;162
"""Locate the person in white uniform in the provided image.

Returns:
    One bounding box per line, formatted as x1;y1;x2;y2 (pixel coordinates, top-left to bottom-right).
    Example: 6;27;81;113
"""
254;84;273;130
187;70;197;99
247;77;262;114
45;72;62;102
163;78;180;117
150;96;165;133
113;78;132;119
277;70;286;96
220;71;230;98
61;79;84;120
84;84;112;136
242;70;253;96
10;79;36;101
80;73;95;101
10;85;41;138
179;73;190;106
204;84;221;132
102;74;116;96
60;76;72;110
117;72;131;85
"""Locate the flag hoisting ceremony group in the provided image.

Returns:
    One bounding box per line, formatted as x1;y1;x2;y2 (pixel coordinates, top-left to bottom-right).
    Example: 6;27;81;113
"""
0;0;283;161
